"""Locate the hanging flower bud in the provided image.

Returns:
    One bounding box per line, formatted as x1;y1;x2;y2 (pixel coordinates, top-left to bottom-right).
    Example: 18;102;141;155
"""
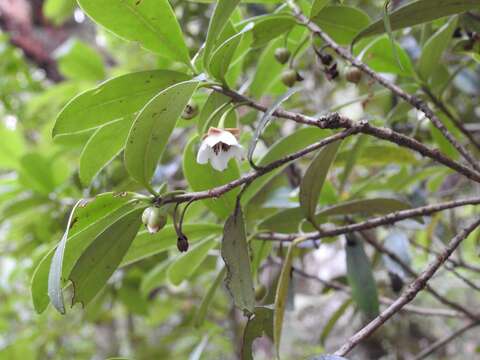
177;234;189;252
274;47;291;64
181;101;198;120
196;127;243;171
142;207;167;234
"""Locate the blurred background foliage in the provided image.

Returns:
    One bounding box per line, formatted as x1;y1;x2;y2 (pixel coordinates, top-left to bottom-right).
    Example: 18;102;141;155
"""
0;0;479;359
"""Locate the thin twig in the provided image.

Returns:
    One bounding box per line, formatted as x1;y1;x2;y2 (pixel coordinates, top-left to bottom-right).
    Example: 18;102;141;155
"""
412;320;479;360
333;218;480;356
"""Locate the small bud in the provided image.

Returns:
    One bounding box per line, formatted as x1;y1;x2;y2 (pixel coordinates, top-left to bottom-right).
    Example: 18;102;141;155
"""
274;47;291;64
345;67;362;84
281;69;298;87
143;207;168;234
181;101;198;120
255;284;267;301
177;234;189;252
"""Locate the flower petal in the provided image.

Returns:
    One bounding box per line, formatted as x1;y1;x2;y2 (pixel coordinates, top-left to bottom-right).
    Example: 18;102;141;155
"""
196;142;212;164
210;151;231;171
228;145;244;161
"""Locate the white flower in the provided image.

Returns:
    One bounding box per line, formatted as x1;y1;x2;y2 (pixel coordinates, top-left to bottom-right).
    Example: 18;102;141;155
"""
196;127;243;171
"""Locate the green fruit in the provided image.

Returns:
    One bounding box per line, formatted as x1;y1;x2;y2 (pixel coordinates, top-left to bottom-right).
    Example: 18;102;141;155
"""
181;101;198;120
346;67;362;84
274;47;291;64
255;284;267;301
281;69;298;87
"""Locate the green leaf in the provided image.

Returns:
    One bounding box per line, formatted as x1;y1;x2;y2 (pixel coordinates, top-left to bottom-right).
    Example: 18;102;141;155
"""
123;224;223;266
209;22;254;84
312;6;370;45
69;208;143;307
248;88;298;167
310;0;329;18
320;298;352;345
241;307;274;360
221;205;255;314
53;70;190;137
346;234;379;320
274;238;302;358
418;17;458;81
361;35;414;77
194;267;226;328
79;116;134;185
0;122;25;169
77;0;190;65
197;91;235;134
56;40;105;81
183;136;240;219
124;80;199;191
18;153;57;195
353;0;480;45
249;14;297;49
32;193;143;313
243;128;328;205
203;0;242;67
167;237;217;286
299;140;342;224
260;197;413;233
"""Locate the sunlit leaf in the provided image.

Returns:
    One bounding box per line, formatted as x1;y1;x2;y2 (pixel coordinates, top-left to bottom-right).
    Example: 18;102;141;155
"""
241;307;274;360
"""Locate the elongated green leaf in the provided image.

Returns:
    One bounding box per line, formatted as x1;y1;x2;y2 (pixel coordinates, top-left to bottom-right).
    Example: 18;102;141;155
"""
242;307;274;360
310;0;329;18
197;91;235;134
48;200;84;314
320;298;352;345
353;0;480;45
203;0;242;67
299;140;342;223
209;23;253;83
418;17;458;81
345;234;379;320
53;70;190;137
248;14;297;49
77;0;190;64
194;267;226;327
125;80;199;190
312;6;370;45
274;238;302;358
260;197;412;233
183;136;240;219
79;116;134;185
123;224;223;266
167;237;217;286
243;127;328;204
248;88;298;167
361;35;414;77
32;194;144;313
222;205;255;314
69;208;143;307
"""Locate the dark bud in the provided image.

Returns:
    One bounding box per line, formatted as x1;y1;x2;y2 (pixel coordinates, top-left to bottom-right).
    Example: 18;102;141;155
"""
319;53;333;66
177;234;189;252
453;27;463;38
281;69;298;87
181;101;198;120
345;67;362;84
274;47;291;64
388;272;404;293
